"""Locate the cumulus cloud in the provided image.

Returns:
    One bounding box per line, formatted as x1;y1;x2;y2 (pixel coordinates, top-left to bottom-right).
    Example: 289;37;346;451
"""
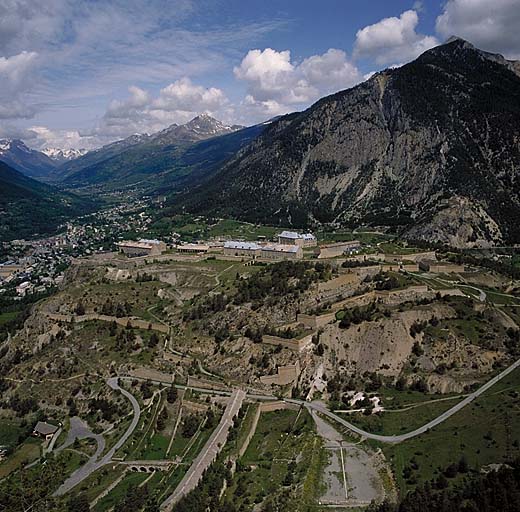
0;51;39;119
234;47;361;119
354;10;439;65
436;0;520;59
89;78;229;140
152;78;227;112
27;126;98;150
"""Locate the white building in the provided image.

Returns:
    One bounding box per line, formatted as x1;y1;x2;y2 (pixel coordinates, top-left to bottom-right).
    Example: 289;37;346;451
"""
223;241;262;258
16;281;32;296
261;243;303;260
223;241;303;260
278;231;317;248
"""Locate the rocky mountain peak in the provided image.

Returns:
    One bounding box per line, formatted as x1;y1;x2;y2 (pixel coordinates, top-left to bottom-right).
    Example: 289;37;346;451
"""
152;115;244;144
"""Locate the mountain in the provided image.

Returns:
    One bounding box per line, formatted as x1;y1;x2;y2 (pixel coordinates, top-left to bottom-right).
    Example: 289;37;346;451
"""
41;147;88;162
54;133;150;180
150;114;244;145
55;115;254;192
173;38;520;248
0;161;94;241
0;139;56;178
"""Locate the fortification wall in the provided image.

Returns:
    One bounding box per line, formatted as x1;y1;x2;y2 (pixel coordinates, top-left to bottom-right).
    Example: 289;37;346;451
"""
47;313;169;333
297;312;337;329
262;333;314;351
260;363;299;386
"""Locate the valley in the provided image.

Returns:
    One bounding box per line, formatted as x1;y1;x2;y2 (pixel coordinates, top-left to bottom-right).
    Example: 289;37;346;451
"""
1;200;520;511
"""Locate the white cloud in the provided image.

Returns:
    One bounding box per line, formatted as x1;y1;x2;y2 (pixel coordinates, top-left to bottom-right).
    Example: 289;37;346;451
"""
300;49;361;94
27;126;98;150
89;78;230;141
234;47;361;120
354;10;439;65
436;0;520;59
0;51;39;119
152;78;228;112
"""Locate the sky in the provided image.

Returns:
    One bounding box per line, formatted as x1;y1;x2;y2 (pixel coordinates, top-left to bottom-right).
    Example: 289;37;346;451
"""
1;0;519;150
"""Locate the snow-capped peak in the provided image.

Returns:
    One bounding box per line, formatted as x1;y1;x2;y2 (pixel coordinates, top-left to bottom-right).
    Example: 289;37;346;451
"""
0;139;12;154
41;147;88;161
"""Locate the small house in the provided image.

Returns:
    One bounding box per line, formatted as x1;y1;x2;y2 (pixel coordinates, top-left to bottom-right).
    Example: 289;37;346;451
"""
33;421;59;441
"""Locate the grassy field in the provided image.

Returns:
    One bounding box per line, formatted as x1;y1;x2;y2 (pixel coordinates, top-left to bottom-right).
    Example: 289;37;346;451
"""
345;397;462;436
379;365;520;495
224;408;323;510
152;215;285;242
0;310;19;326
93;471;149;512
233;403;259;456
377;242;425;254
316;228;392;245
0;438;41;478
140;432;170;459
0;419;24;447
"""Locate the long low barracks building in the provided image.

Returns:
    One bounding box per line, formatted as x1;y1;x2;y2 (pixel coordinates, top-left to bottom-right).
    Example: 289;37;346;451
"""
223;241;303;260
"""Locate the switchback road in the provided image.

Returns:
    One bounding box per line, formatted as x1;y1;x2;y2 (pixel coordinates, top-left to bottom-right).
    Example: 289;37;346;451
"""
54;377;141;496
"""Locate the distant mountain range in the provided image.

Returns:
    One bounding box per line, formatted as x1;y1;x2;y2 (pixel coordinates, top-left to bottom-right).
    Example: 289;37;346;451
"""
173;38;520;248
41;147;88;162
0;161;94;241
4;39;520;248
0;139;57;178
53;114;257;192
0;114;246;185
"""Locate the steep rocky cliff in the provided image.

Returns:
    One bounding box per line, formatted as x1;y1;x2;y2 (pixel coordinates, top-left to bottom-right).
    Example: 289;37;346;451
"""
177;39;520;247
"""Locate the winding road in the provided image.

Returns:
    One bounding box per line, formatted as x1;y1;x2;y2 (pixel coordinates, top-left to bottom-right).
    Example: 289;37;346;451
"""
293;357;520;443
54;377;141;496
51;353;520;496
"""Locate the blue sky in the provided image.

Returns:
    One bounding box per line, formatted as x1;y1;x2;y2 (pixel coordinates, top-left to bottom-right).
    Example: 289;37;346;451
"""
0;0;519;149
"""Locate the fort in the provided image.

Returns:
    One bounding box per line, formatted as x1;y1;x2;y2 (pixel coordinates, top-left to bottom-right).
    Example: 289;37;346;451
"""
116;239;167;257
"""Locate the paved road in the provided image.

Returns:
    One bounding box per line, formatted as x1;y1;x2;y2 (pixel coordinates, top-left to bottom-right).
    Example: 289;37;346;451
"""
290;357;520;444
54;377;141;496
55;417;105;456
160;388;246;510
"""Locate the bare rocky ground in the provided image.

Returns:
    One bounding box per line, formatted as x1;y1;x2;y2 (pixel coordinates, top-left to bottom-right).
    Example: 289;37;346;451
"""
311;409;387;507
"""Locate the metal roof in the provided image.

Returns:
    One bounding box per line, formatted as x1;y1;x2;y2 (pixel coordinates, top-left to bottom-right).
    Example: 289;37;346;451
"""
279;230;316;240
262;244;300;253
224;241;262;250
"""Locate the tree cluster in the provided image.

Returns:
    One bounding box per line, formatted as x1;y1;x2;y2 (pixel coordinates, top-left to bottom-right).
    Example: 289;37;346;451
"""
370;458;520;512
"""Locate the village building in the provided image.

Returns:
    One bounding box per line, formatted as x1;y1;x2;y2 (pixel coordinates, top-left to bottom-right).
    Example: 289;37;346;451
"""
33;421;59;441
223;241;262;258
16;281;32;296
116;239;167;257
315;240;361;259
175;243;209;254
260;243;303;260
278;231;317;247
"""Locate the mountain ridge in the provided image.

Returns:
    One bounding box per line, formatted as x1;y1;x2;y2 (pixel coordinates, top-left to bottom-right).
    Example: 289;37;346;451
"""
0;161;94;241
54;114;255;192
0;139;57;178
